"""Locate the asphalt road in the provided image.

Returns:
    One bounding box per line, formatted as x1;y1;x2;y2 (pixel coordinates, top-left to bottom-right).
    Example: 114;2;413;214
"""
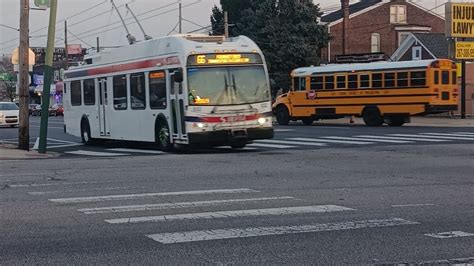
1;117;473;264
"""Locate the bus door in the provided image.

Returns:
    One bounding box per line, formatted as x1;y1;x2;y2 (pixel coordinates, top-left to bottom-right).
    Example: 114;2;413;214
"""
98;78;110;136
169;69;187;142
290;76;312;117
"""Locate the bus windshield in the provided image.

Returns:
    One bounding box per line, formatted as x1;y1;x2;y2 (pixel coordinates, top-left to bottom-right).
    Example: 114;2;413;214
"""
187;65;269;106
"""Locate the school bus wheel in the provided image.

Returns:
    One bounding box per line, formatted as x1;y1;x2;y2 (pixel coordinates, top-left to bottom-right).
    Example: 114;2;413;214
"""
275;105;290;125
301;118;314;126
362;107;384;126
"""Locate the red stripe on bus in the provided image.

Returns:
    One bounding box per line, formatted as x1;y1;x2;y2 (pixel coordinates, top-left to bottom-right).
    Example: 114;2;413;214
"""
87;56;180;76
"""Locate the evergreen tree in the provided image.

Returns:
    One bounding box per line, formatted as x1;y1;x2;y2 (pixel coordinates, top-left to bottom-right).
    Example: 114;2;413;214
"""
210;0;329;91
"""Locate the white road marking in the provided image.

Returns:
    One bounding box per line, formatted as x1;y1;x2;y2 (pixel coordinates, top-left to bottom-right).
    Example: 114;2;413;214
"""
392;203;435;208
65;150;130;156
28;186;142;195
454;132;474;135
355;135;448;142
274;129;295;132
46;138;77;144
147;218;418;244
32;137;39;150
106;205;354;224
9;180;120;188
290;137;373;145
255;139;327;147
390;134;474;141
425;231;474;239
107;148;164;154
78;196;296;214
48;143;84;149
49;188;260;204
419;133;474;138
322;136;411;144
248;143;296;149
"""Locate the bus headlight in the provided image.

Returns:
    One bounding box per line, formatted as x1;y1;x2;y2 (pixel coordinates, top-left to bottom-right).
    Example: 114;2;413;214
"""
197;123;205;128
258;117;267;125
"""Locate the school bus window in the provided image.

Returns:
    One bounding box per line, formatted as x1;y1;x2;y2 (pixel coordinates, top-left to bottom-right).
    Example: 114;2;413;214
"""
325;76;334;90
397;72;408;87
348;74;358;89
360;74;370;88
372;73;383;88
410;71;426;86
294;77;306;91
442;71;449;85
434;70;439;85
310;76;324;90
384;72;395;88
452;71;457;85
336;75;346;89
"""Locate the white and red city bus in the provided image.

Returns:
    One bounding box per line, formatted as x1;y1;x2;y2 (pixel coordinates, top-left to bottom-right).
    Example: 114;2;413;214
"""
63;34;273;151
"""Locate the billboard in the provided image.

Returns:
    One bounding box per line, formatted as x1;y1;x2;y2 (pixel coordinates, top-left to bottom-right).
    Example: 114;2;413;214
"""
446;2;474;38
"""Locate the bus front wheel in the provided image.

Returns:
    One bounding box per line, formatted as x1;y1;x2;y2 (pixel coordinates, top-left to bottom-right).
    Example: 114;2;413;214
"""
156;122;174;152
276;106;290;125
362;108;383;126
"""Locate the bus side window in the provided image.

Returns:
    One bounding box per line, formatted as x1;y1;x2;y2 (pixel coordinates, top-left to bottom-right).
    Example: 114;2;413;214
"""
411;71;426;87
360;74;370;88
384;72;395;88
452;71;457;85
71;80;81;106
348;74;358;89
336;75;346;89
83;79;96;105
130;73;146;110
372;73;383;88
310;76;324;90
397;72;408;87
434;70;439;85
113;75;127;110
294;77;306;91
325;76;334;90
149;71;167;109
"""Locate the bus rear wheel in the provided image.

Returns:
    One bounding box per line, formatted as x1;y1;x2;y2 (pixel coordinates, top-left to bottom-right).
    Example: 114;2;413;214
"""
276;106;290;125
156;122;174;152
362;107;383;126
81;120;95;146
386;115;406;127
301;118;314;125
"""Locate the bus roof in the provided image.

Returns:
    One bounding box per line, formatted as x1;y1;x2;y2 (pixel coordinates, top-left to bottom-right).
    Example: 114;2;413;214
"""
292;59;443;76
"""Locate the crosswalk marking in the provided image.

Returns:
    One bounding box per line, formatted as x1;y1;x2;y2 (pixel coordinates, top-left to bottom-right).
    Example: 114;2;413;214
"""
78;196;296;214
290;137;373;145
49;188;259;204
107;148;164;154
355;135;448;142
454;132;474;135
390;134;474;141
425;231;474;239
248;143;296;149
418;133;474;138
255;139;327;147
104;205;355;224
322;136;412;144
29;186;142;195
147;218;418;244
65;150;130;156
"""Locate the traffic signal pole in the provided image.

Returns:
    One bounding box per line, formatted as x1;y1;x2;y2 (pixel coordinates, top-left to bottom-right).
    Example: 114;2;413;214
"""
38;0;58;153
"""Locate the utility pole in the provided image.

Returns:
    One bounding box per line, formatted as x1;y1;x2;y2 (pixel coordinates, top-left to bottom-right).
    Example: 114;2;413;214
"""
179;3;182;34
224;11;229;38
38;0;58;154
18;0;30;151
64;20;68;70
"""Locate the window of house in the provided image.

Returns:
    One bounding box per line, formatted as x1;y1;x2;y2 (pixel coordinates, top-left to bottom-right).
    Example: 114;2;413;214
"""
372;73;383;88
360;74;370;88
442;71;450;85
390;5;406;24
113;75;127;110
348;74;358;89
325;76;335;90
310;76;324;90
83;79;95;105
371;33;381;53
397;72;408;87
410;71;426;86
71;80;81;106
412;46;422;60
384;73;396;88
149;71;167;109
398;32;410;46
130;72;146;110
336;75;346;89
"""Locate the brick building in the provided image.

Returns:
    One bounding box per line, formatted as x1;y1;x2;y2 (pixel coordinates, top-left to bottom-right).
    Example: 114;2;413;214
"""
321;0;445;63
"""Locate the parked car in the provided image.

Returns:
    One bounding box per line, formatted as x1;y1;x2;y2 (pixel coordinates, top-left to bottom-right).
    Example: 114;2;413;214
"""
0;102;19;127
49;104;64;116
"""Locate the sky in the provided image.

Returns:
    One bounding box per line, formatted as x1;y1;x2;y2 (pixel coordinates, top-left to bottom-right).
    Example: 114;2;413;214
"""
0;0;463;55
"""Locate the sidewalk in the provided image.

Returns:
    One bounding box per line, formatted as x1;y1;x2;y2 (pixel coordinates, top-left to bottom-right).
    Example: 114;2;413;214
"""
0;144;59;160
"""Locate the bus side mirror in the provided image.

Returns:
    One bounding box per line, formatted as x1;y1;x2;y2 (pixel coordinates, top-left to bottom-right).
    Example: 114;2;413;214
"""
173;70;183;83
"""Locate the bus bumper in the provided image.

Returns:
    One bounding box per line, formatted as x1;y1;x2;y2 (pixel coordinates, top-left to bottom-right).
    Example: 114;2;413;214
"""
188;127;274;145
425;104;458;114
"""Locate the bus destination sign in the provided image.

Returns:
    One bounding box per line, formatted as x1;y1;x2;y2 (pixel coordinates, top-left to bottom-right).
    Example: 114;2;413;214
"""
188;53;262;66
455;41;474;59
446;2;474;38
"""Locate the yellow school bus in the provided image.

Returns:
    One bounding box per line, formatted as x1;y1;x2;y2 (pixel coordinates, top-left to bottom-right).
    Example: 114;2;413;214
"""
273;59;458;126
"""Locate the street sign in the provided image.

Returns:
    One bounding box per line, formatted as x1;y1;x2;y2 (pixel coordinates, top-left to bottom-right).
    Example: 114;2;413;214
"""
456;42;474;60
34;0;50;10
445;2;474;38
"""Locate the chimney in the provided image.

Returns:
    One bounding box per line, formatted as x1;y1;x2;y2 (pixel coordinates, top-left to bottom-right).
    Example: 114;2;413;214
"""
341;0;350;55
